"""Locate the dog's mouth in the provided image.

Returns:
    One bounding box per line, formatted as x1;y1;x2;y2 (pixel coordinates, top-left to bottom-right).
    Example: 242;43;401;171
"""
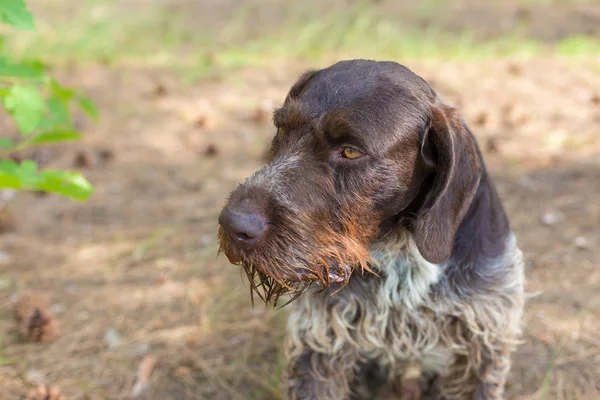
235;259;359;308
241;263;309;308
217;214;377;307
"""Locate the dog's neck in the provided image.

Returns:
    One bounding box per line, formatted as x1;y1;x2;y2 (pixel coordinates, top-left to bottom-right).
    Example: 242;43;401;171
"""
379;147;510;262
371;166;511;300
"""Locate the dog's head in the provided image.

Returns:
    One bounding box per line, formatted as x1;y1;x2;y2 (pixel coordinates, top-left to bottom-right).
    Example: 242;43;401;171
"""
218;60;482;305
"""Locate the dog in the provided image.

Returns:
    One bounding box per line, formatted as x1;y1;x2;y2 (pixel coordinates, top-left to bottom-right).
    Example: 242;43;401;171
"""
218;60;525;399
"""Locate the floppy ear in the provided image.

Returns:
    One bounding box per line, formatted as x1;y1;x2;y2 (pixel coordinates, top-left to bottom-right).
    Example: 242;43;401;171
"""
414;105;483;264
287;69;319;98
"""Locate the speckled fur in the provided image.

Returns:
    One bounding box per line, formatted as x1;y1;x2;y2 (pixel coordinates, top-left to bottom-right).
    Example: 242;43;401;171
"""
285;232;524;400
217;60;527;400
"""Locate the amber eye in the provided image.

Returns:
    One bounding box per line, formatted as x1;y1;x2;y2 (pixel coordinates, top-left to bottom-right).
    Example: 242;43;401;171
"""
341;147;363;159
277;127;285;136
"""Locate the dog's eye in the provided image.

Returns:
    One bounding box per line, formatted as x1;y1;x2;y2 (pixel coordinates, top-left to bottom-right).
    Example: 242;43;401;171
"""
277;127;285;136
341;147;363;159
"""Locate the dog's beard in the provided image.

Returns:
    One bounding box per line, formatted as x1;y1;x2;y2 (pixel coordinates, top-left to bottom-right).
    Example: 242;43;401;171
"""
240;263;310;308
218;223;377;307
218;201;382;307
238;255;368;308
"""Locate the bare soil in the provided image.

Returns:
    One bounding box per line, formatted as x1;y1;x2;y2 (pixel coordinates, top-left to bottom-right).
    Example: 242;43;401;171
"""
1;2;600;400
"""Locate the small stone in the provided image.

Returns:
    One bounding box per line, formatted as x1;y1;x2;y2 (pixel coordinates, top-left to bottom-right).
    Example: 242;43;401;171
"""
573;236;588;249
541;211;563;225
103;327;123;349
50;304;65;314
0;190;16;204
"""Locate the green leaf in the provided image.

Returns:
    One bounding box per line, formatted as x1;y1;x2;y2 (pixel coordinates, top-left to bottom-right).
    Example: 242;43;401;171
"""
37;170;93;201
0;160;22;189
30;131;81;144
16;159;39;186
0;159;19;174
0;172;21;189
49;78;75;101
0;57;45;78
36;98;72;130
78;97;98;120
0;160;94;200
0;138;15;149
0;0;35;30
0;159;40;187
3;85;46;135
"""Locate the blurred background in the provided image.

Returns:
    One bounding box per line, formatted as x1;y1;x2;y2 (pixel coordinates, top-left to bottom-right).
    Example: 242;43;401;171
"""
1;0;599;399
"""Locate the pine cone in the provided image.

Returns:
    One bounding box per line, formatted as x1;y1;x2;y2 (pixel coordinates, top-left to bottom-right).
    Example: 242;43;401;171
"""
14;291;58;342
26;384;65;400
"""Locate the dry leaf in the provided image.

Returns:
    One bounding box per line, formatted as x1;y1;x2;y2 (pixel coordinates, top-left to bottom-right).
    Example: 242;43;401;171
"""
130;355;156;398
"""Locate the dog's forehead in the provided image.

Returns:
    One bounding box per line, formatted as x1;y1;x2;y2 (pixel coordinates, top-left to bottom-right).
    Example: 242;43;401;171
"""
297;61;433;113
271;61;434;151
274;60;434;133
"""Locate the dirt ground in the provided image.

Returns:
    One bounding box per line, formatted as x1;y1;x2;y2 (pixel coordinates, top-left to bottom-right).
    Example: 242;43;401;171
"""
1;1;600;400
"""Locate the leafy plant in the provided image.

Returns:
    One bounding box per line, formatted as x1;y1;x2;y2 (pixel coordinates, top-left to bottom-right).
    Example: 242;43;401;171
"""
0;0;95;201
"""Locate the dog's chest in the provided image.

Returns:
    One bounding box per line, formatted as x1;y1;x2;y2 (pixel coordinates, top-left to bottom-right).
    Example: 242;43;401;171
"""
353;242;447;360
289;236;451;367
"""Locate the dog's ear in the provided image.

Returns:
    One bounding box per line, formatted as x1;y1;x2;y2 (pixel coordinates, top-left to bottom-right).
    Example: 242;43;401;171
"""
287;69;319;99
413;105;482;264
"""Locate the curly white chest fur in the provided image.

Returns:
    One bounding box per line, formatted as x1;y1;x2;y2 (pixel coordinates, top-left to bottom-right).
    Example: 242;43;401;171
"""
286;233;524;378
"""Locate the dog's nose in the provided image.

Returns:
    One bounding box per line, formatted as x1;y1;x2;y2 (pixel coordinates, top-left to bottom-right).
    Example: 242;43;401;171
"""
219;205;267;244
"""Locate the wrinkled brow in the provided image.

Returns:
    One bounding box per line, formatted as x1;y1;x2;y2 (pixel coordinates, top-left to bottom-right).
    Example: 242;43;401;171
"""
316;111;370;149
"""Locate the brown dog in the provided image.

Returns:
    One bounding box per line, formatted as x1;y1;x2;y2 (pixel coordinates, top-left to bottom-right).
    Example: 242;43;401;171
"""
218;60;525;399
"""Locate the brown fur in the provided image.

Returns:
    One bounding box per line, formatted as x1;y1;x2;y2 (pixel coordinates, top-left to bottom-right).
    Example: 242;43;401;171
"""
217;60;526;399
